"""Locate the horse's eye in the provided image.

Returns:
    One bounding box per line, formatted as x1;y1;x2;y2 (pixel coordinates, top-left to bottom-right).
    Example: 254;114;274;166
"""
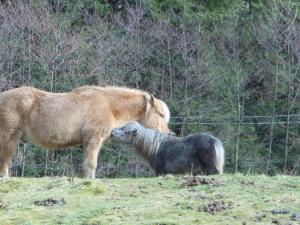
157;111;164;118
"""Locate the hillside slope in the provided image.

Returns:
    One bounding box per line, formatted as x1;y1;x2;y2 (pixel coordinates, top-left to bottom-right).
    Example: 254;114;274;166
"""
0;175;299;225
1;0;300;176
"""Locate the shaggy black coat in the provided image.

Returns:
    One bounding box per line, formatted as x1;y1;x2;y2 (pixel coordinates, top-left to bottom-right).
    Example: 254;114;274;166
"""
111;122;224;175
149;133;218;175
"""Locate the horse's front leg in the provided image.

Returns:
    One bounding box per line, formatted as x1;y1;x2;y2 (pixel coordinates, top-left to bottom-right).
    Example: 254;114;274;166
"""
83;136;104;179
0;139;19;178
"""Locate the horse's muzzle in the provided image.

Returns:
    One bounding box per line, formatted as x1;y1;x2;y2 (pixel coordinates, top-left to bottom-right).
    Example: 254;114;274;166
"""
111;128;123;137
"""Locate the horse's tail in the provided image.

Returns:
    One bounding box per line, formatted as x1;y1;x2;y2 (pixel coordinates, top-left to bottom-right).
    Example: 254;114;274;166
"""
213;137;225;174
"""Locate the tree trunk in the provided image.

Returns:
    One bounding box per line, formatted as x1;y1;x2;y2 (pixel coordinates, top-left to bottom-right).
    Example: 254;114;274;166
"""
266;53;279;174
284;44;291;174
167;40;173;101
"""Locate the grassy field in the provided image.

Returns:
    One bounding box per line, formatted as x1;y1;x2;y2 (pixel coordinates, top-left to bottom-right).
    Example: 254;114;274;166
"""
0;174;299;225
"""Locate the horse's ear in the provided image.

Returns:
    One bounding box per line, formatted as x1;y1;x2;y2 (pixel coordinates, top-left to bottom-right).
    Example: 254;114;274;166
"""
145;94;155;107
150;94;155;107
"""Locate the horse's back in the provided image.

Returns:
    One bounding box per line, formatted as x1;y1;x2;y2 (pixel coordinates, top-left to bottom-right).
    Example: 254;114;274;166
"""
0;87;44;140
182;133;215;149
1;86;39;105
0;86;43;119
72;86;146;96
0;87;88;148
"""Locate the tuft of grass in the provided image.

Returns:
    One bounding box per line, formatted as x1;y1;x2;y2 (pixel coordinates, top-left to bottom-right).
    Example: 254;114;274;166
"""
0;179;22;193
0;175;299;225
70;180;107;195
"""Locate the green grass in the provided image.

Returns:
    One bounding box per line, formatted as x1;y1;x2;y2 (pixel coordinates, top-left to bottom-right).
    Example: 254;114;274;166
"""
0;175;299;225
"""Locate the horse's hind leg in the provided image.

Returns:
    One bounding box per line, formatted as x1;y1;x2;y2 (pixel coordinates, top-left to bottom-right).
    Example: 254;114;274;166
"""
83;137;104;179
201;162;218;175
0;139;19;178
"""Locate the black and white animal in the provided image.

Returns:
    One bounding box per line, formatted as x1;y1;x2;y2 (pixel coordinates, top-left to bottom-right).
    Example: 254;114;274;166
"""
111;122;225;175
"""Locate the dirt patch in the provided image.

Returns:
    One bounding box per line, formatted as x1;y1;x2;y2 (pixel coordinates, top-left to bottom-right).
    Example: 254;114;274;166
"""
181;177;223;188
271;209;289;215
240;180;255;186
34;198;66;207
200;200;232;214
0;199;7;209
271;218;280;224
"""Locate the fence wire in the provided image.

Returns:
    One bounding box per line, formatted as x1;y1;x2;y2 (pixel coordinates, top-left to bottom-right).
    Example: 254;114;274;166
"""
9;115;300;177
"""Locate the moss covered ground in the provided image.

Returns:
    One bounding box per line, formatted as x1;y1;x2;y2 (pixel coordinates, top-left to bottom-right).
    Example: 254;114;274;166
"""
0;174;299;225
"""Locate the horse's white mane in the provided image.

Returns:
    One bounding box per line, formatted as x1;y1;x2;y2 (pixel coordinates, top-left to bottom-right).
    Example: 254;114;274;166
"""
130;123;171;159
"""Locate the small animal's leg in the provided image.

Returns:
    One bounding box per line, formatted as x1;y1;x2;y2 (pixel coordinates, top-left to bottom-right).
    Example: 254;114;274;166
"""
155;168;166;176
150;156;167;176
0;140;19;178
202;162;218;175
83;137;104;179
209;166;219;175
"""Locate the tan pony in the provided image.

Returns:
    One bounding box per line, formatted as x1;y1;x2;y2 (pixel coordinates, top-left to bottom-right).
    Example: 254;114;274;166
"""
0;86;170;178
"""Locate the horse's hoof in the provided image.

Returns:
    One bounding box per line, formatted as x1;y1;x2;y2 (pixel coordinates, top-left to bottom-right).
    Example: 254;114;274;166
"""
0;176;9;180
0;173;9;180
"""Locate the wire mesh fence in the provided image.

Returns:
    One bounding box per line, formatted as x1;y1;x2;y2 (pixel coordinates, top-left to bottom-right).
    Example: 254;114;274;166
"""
9;115;300;178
